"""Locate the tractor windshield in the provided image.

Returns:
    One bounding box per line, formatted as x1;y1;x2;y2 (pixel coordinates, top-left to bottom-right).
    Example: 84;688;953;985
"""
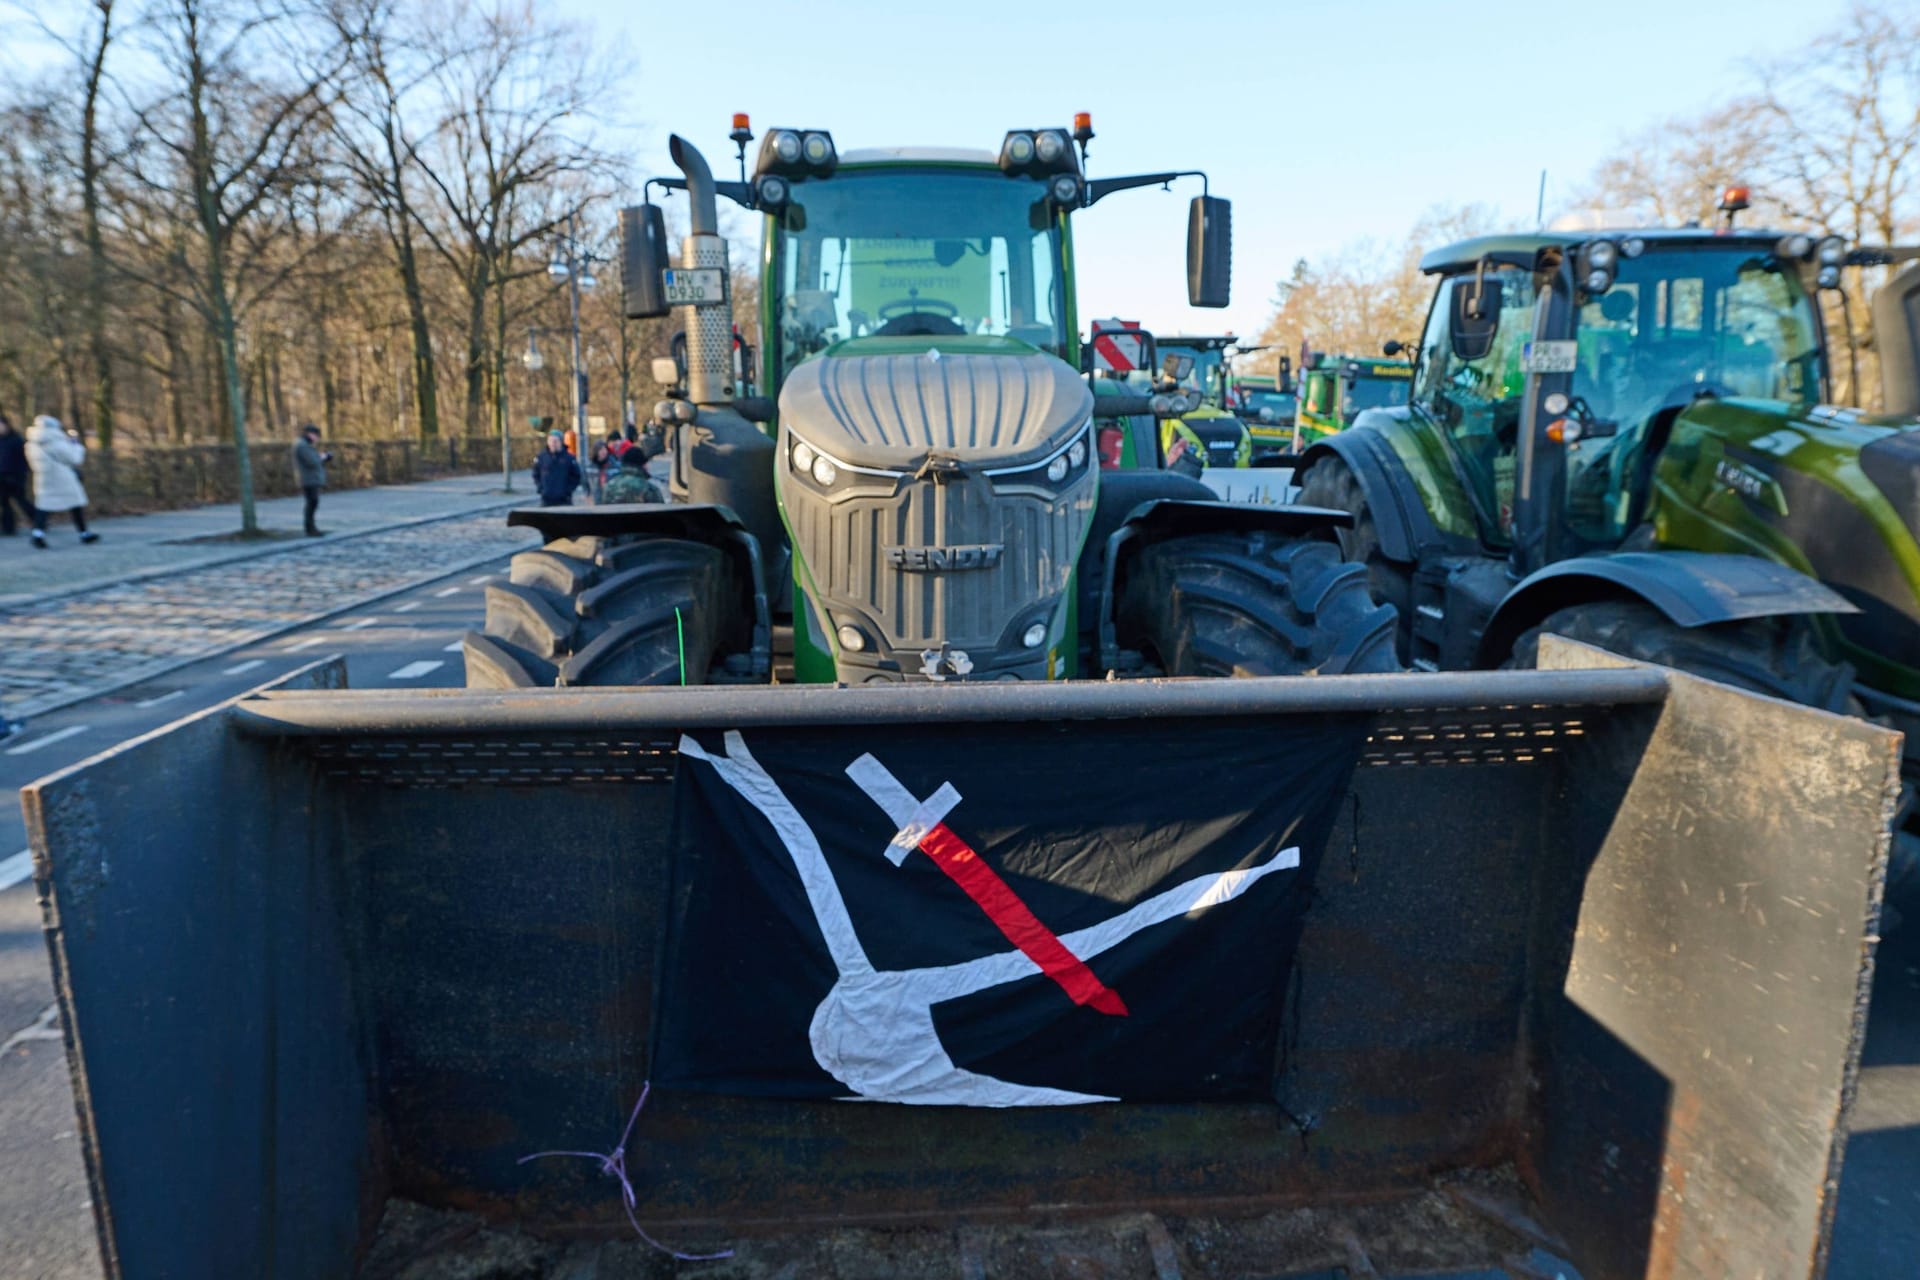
1562;246;1826;544
773;167;1067;371
1342;373;1409;417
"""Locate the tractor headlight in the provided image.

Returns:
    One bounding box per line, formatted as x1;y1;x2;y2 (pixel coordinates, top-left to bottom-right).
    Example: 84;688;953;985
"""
1587;240;1618;271
1817;265;1842;289
1034;128;1067;165
757;174;790;209
1778;233;1813;260
1048;173;1082;207
1021;622;1048;649
836;623;867;653
792;440;817;472
772;130;802;164
1620;237;1646;258
802;131;836;170
1000;131;1036;169
1585;268;1613;294
1818;236;1847;266
811;454;838;486
1149;393;1172;416
985;423;1093;491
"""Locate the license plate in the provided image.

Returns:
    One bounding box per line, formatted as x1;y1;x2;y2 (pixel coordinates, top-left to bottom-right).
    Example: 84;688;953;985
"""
1521;340;1578;373
662;267;728;306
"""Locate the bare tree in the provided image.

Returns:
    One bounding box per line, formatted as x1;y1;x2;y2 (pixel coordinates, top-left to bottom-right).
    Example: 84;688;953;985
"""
125;0;349;532
406;0;618;435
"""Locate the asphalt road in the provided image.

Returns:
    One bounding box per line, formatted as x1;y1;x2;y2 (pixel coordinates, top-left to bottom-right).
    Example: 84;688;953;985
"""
0;554;509;1280
1;557;1915;1277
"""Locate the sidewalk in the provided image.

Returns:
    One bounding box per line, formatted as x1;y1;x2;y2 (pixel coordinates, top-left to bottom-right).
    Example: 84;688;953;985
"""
0;472;529;609
0;473;542;719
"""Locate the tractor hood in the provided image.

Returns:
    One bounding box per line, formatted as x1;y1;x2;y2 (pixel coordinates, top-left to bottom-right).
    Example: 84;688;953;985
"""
779;344;1094;471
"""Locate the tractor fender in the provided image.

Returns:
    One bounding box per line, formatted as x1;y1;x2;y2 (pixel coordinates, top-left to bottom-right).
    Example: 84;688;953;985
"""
1298;428;1441;563
507;502;772;667
1478;550;1859;665
1094;496;1354;668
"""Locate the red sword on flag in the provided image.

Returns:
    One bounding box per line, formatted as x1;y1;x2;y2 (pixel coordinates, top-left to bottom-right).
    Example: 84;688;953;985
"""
846;754;1128;1017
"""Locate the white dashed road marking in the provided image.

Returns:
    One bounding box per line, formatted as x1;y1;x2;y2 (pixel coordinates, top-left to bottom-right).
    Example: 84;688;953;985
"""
344;618;378;630
394;601;419;613
3;725;88;756
443;640;464;652
0;849;33;892
469;575;493;585
388;660;444;680
285;636;327;652
134;690;185;708
222;659;265;675
434;586;462;598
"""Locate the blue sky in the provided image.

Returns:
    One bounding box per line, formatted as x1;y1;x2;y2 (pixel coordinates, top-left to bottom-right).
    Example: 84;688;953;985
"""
560;0;1849;339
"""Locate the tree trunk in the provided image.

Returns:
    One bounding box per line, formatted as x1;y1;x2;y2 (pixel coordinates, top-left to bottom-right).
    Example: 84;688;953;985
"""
462;263;490;434
81;0;116;448
216;301;257;532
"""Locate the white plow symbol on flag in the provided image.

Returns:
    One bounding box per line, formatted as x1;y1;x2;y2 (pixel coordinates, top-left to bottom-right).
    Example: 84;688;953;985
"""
678;731;1301;1107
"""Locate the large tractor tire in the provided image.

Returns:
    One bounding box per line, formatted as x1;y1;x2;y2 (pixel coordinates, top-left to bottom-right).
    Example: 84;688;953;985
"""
1505;600;1855;710
1508;599;1918;928
1113;533;1401;677
1297;455;1415;661
463;535;747;689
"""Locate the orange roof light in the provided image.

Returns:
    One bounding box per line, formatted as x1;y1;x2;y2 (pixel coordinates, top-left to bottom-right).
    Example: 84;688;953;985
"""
1719;185;1751;212
732;112;751;131
1072;111;1094;143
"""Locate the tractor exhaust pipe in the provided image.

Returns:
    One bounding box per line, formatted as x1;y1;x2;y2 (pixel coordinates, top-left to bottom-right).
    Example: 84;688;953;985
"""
668;134;732;406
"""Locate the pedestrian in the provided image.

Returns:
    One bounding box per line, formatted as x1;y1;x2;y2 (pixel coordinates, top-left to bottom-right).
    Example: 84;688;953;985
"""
292;424;332;536
0;411;36;536
602;441;662;504
25;414;97;548
532;429;582;507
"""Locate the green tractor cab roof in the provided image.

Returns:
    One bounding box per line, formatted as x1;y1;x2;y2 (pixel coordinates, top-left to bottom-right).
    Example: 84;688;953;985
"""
1420;228;1824;274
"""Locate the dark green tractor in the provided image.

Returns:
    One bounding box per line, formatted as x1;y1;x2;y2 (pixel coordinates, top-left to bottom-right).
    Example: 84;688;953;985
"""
1294;216;1920;906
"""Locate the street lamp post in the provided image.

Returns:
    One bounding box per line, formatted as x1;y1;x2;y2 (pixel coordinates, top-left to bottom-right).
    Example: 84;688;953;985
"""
546;213;602;495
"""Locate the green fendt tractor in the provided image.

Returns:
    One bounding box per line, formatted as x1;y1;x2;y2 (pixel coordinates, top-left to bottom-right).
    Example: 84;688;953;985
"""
1293;208;1920;899
1295;351;1414;444
464;121;1398;687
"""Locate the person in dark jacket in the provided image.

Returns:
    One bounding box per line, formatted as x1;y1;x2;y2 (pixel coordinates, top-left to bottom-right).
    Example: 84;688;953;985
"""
292;424;332;536
0;412;34;536
532;430;582;506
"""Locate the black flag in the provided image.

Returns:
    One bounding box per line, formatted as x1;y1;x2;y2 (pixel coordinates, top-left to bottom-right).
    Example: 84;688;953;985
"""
651;717;1364;1105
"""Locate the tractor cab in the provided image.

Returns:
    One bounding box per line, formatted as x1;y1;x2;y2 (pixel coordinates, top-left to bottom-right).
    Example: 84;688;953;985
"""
1296;352;1414;443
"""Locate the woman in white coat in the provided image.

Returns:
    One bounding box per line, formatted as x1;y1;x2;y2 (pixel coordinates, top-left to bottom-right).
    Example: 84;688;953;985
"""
25;415;98;547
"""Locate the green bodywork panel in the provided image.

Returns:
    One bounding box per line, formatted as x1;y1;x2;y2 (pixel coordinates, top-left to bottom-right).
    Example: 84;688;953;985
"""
1646;400;1920;698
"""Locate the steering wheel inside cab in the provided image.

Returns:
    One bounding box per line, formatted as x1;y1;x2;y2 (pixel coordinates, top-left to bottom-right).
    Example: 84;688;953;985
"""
875;297;966;337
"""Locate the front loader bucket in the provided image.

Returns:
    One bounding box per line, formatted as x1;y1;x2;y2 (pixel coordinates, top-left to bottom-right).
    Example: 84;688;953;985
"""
21;642;1897;1280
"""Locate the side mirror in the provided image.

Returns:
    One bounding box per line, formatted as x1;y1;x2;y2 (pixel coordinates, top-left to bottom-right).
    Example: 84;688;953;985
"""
620;203;671;320
1382;339;1406;357
1448;275;1503;363
1161;353;1195;381
1186;195;1231;308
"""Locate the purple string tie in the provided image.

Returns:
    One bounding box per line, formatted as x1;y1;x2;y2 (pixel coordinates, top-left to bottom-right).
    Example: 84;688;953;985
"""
519;1081;733;1262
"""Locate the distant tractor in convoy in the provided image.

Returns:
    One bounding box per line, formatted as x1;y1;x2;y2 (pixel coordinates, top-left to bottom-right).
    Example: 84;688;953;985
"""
1295;351;1415;444
464;118;1399;690
1232;364;1298;459
1295;191;1920;902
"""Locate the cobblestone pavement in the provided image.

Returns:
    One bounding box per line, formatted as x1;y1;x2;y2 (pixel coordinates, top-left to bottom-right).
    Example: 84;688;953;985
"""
0;510;536;717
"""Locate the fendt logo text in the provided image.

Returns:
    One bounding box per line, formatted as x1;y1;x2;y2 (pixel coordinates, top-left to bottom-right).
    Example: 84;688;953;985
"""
885;545;1006;572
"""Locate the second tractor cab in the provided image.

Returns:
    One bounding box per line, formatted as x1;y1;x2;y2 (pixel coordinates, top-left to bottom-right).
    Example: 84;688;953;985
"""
1294;201;1920;912
466;118;1398;691
1294;351;1415;445
1232;365;1298;458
